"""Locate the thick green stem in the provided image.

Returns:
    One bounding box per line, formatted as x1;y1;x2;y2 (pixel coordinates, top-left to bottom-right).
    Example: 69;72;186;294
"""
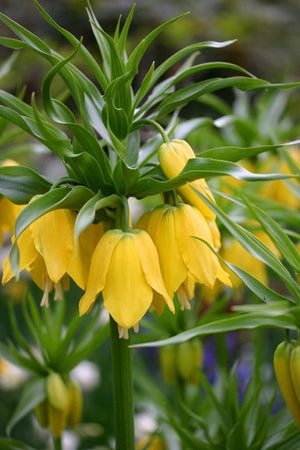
53;437;62;450
110;316;135;450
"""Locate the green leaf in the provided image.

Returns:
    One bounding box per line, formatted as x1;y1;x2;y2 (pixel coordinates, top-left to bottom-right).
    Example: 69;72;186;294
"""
0;165;52;204
0;342;20;367
74;192;121;241
126;130;140;167
225;262;292;304
6;378;46;436
116;5;135;56
0;438;35;450
131;157;295;197
64;151;112;192
0;12;51;55
194;189;300;302
127;13;189;75
62;322;110;372
8;303;45;373
198;141;300;162
65;123;113;187
150;40;236;88
0;106;71;159
9;186;93;277
136;62;254;118
156;77;300;118
238;195;300;274
33;0;107;89
132;303;295;348
41;44;80;123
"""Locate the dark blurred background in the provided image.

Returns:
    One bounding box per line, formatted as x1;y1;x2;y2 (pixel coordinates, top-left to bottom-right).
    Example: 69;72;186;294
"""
0;0;299;93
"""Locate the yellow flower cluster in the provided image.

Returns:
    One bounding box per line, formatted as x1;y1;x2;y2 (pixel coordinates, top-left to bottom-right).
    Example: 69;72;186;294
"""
1;141;231;338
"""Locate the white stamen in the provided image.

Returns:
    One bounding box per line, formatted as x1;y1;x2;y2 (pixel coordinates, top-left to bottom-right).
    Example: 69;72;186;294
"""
118;325;129;340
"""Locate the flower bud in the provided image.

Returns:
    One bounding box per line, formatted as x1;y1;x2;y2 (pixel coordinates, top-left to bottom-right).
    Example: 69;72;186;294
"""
159;345;177;384
176;339;203;385
158;139;216;220
273;340;300;426
34;399;49;428
48;403;68;438
46;372;69;410
66;379;83;428
289;344;300;405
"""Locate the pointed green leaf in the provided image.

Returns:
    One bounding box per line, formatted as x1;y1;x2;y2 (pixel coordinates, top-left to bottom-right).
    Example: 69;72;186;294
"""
6;378;46;436
33;0;107;88
198;141;300;162
74;192;121;241
131;157;295;197
127;13;189;73
193;189;300;302
0;165;52;204
132;305;295;348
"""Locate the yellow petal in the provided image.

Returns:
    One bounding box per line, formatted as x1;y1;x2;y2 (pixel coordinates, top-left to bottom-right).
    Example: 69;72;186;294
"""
158;140;215;220
103;233;153;329
153;207;187;297
216;266;232;287
175;205;218;287
79;229;122;315
30;209;75;283
0;197;23;243
134;210;152;230
133;229;174;313
68;222;104;289
2;227;39;285
178;180;216;220
208;220;221;249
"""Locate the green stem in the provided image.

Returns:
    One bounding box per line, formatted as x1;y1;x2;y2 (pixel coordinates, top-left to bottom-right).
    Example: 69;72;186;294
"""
110;316;135;450
138;119;169;143
53;437;62;450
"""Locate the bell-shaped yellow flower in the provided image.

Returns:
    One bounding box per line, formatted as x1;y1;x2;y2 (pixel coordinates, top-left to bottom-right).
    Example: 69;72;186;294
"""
158;139;216;220
136;203;231;310
79;229;174;333
2;209;104;304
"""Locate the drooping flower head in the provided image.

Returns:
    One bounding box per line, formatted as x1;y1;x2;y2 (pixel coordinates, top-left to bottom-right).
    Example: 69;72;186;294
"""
136;203;231;310
158;139;216;220
2;208;104;305
79;229;174;337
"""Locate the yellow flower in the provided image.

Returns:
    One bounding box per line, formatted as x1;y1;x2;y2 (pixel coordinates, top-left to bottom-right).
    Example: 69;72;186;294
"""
2;209;104;304
220;238;268;289
0;160;23;244
136;203;231;310
258;147;300;210
79;229;174;335
158;139;216;220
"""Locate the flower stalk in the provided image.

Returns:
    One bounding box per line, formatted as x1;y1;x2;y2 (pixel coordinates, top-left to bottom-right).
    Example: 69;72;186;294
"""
110;316;135;450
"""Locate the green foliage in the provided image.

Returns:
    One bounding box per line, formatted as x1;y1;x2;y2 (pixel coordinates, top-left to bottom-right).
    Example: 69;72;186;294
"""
0;297;109;435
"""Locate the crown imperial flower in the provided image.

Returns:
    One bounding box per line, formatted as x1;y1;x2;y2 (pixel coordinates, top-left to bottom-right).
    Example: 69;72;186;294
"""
79;229;174;334
158;139;216;220
136;203;231;310
2;209;104;305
